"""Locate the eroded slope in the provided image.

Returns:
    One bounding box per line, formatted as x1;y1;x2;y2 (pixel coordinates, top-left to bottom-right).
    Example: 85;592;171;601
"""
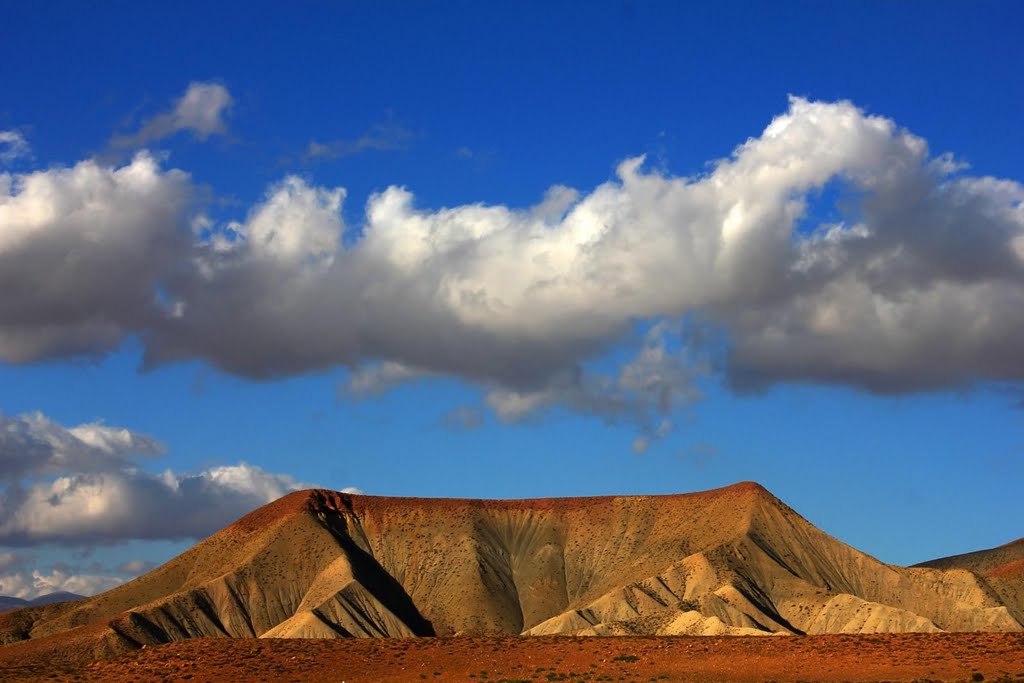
917;537;1024;625
0;482;1020;649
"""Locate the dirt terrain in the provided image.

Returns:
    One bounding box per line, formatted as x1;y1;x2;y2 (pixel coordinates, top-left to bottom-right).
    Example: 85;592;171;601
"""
1;633;1023;682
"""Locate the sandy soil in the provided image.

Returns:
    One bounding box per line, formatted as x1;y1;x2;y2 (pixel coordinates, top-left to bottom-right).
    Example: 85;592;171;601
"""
2;633;1023;682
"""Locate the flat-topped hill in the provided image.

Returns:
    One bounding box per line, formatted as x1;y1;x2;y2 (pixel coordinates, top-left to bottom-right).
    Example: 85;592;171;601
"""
1;482;1020;658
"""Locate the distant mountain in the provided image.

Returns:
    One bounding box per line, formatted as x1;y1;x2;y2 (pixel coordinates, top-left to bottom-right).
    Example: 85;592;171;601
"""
0;592;82;613
918;537;1024;576
916;537;1024;624
0;597;27;613
0;484;1020;656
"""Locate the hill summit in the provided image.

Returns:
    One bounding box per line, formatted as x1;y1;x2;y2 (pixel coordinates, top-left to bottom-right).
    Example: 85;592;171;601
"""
1;483;1020;654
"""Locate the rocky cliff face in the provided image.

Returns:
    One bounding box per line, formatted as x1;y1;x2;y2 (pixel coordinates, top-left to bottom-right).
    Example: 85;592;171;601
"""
1;483;1020;651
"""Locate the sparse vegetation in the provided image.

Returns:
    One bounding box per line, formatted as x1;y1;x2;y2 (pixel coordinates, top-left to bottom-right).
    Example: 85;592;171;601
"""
4;633;1019;683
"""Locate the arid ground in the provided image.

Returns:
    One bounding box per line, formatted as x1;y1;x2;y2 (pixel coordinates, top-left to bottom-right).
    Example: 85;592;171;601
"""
2;633;1023;682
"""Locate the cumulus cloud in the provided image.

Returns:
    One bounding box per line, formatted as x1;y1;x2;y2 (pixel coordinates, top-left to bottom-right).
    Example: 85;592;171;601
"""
110;81;232;149
152;97;1024;399
0;563;123;599
0;412;163;482
0;411;314;546
0;408;319;593
0;551;162;599
0;462;309;545
0;131;31;164
0;152;192;361
484;324;700;436
4;97;1024;428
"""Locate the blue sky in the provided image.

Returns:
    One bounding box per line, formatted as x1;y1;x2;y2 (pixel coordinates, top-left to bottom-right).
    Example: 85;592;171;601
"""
1;1;1023;597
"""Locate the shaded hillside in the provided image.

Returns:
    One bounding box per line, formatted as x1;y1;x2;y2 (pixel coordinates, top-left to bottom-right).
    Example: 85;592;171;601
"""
0;483;1020;652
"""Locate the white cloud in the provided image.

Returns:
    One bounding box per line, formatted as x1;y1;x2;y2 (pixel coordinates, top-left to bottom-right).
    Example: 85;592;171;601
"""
27;567;122;598
204;462;307;502
485;387;551;422
0;551;155;599
0;152;192;361
0;412;163;483
0;411;322;546
171;82;233;139
156;97;1024;399
344;361;432;397
619;325;702;415
5;97;1024;427
0;131;31;164
0;462;310;545
110;81;232;149
68;422;162;455
220;176;346;266
0;566;122;600
483;325;702;429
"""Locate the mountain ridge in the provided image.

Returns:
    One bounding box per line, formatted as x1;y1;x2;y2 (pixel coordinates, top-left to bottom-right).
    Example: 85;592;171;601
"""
0;482;1020;656
916;536;1024;628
